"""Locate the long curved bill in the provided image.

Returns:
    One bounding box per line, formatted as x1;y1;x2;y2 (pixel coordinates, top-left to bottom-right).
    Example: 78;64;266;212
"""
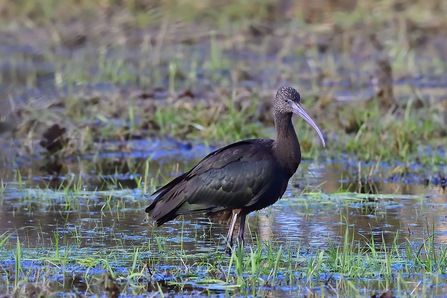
292;102;326;147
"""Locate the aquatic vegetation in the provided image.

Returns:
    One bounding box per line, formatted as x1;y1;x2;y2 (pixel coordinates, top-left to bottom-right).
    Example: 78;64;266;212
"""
1;183;447;296
1;0;447;296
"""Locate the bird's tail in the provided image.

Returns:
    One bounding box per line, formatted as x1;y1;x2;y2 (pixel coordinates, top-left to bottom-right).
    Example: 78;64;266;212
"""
145;191;184;226
146;184;212;226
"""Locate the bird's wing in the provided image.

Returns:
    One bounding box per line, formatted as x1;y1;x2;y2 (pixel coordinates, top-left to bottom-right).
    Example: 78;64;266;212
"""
184;158;276;209
146;140;278;223
152;140;272;194
180;140;277;208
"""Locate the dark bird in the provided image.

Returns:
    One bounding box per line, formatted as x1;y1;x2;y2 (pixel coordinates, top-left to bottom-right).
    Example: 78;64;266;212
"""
146;87;326;251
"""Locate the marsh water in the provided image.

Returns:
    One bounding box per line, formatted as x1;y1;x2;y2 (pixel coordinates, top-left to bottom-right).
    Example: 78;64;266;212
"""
1;138;447;297
2;2;447;294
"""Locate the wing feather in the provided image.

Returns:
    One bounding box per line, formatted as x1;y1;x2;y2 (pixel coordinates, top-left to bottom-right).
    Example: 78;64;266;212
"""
146;139;277;225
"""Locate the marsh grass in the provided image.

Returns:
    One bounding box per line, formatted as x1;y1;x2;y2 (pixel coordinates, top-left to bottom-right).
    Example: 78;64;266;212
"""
1;175;446;296
1;0;447;296
1;215;447;296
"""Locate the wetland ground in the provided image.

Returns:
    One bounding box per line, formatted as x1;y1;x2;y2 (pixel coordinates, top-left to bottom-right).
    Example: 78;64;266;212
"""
1;0;447;296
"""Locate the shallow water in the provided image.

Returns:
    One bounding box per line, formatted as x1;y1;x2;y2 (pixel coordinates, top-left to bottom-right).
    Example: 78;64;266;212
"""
2;2;447;295
1;139;446;296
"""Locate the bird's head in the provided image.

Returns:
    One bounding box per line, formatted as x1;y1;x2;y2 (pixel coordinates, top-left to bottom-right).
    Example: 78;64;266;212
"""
274;87;326;147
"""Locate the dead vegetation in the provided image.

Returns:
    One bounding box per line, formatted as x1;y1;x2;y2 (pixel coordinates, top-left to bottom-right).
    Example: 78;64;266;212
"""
0;0;446;166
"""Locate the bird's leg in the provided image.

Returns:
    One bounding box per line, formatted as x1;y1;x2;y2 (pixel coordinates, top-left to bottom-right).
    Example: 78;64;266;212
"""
237;213;246;246
225;213;238;255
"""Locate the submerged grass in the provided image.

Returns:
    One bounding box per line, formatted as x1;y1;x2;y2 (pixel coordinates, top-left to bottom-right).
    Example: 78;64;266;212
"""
1;171;446;296
1;216;447;296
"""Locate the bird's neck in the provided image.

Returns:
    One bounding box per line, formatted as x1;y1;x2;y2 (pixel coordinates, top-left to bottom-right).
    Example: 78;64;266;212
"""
274;113;301;178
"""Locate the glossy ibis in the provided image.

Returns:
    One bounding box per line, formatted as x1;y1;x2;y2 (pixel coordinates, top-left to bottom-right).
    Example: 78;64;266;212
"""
146;87;326;251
